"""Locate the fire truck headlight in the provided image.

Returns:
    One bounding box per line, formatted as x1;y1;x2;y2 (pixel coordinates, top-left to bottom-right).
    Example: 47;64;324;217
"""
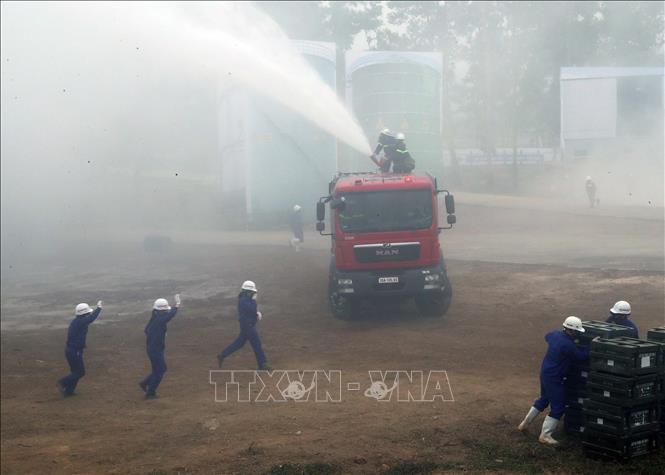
424;274;440;282
338;278;353;286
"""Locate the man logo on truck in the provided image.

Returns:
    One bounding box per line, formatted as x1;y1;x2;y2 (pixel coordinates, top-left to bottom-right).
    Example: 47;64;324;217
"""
376;247;399;256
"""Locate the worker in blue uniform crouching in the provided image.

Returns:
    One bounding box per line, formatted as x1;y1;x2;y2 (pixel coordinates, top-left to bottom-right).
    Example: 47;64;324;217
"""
517;316;596;446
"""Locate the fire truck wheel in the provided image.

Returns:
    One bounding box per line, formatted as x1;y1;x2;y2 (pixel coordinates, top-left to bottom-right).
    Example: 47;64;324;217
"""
415;283;453;317
328;287;359;320
329;293;359;320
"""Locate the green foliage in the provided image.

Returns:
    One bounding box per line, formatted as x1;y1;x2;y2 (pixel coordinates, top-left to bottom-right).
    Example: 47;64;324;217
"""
379;1;663;148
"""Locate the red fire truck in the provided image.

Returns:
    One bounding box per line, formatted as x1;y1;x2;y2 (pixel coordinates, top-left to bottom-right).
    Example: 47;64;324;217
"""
316;172;456;320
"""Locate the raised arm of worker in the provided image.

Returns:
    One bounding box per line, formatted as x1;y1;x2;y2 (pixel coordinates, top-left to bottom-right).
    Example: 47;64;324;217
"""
80;300;103;324
163;294;180;322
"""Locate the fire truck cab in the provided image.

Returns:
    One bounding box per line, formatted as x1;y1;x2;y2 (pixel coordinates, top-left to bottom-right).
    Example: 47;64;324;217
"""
316;172;456;320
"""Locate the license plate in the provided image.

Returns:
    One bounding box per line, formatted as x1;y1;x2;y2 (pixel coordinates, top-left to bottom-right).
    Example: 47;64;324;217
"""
378;277;399;284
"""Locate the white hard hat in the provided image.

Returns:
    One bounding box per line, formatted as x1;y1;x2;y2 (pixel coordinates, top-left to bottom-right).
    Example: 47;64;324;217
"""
75;303;93;316
241;280;257;292
610;301;631;315
153;298;171;311
586;176;592;181
396;132;405;141
563;316;585;332
293;204;302;212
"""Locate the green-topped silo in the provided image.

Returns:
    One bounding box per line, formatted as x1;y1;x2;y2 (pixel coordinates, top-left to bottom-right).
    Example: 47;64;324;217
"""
346;51;442;177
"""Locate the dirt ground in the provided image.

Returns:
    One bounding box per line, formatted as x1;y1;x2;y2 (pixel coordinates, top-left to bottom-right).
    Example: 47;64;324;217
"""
1;204;664;474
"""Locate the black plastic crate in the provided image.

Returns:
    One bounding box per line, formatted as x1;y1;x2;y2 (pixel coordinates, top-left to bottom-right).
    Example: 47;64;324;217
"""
570;363;591;378
576;321;632;346
582;429;660;461
565;419;586;435
566;395;588;411
565;365;590;387
590;337;661;376
582;399;660;435
646;328;665;373
566;406;584;421
587;372;660;406
564;380;589;396
565;407;586;435
646;327;665;343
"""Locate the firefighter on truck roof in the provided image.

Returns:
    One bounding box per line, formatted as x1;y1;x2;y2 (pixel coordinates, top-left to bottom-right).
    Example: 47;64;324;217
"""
370;129;415;173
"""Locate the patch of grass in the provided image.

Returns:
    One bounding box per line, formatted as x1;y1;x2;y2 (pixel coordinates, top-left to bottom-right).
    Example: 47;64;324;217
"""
384;461;456;475
462;435;665;475
464;439;550;474
264;462;340;475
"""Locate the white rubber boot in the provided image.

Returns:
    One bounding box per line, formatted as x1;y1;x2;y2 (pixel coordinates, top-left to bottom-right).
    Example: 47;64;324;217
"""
538;415;560;446
517;406;541;432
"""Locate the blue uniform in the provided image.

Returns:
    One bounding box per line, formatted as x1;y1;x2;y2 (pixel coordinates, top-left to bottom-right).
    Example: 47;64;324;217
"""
141;308;178;395
58;308;101;395
219;294;267;368
533;330;589;419
606;314;639;338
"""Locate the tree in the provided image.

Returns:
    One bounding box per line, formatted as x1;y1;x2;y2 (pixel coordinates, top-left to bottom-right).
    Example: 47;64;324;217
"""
375;1;663;161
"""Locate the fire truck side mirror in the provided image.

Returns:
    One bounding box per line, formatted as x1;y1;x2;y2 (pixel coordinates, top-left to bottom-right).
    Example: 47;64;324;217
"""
445;194;456;215
316;221;325;232
330;197;346;211
316;202;325;221
447;214;457;225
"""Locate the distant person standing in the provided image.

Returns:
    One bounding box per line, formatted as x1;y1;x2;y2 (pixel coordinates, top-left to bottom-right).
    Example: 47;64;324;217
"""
585;176;598;208
217;280;271;371
57;300;103;397
289;205;304;252
139;294;180;399
606;300;638;338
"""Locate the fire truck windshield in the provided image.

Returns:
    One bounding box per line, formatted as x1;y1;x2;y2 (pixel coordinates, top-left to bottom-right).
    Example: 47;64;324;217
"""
338;189;433;233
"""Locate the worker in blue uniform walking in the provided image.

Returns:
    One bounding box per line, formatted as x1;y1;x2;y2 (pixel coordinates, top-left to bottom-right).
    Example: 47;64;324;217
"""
57;300;103;397
605;300;638;338
217;280;272;371
139;294;180;399
517;316;595;445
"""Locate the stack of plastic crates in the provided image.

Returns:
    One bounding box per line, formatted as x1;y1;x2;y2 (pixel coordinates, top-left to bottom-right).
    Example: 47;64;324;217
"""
582;336;663;460
564;321;631;436
646;327;665;446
